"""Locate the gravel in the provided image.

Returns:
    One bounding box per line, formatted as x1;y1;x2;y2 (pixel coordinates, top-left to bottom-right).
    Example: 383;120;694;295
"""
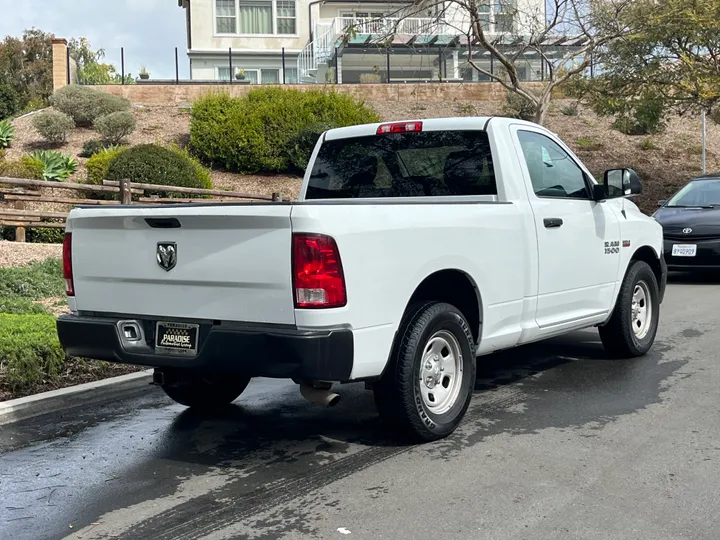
0;240;61;268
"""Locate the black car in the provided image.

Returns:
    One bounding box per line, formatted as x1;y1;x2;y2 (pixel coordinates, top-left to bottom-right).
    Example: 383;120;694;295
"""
654;173;720;271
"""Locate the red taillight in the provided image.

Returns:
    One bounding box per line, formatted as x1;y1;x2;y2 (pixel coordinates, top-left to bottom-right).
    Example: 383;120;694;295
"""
63;233;74;296
292;233;346;309
376;121;423;135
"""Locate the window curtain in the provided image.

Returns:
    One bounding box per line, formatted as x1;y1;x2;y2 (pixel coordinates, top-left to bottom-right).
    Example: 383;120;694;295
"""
239;0;272;34
216;0;237;33
261;69;280;84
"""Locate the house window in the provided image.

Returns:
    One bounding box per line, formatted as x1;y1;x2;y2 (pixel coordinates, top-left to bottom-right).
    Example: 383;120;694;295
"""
284;67;298;83
239;0;273;34
261;69;280;84
218;67;231;80
276;1;296;34
217;0;297;35
216;0;237;33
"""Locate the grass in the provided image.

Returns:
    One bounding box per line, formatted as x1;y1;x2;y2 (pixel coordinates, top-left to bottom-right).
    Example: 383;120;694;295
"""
639;137;657;151
0;258;64;300
0;257;141;400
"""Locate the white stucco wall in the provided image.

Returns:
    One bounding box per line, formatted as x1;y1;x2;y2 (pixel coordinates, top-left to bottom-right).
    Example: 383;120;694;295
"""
189;0;307;53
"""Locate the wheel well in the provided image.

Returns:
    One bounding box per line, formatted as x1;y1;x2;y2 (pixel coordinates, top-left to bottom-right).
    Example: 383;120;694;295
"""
631;246;662;285
406;270;482;342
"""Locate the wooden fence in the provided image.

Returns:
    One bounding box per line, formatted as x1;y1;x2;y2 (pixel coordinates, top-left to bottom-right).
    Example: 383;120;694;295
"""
0;176;282;242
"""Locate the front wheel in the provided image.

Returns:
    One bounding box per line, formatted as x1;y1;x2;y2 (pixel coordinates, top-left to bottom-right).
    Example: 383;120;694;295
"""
374;302;476;442
599;260;660;358
159;370;251;410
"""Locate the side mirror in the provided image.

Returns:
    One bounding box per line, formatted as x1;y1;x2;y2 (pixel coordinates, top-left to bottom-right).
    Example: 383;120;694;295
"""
603;168;642;199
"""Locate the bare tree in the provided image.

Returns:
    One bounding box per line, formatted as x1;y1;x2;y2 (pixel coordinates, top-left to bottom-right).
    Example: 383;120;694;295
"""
345;0;633;125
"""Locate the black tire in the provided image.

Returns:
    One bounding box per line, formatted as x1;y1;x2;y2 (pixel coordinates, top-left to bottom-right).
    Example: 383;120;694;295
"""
160;371;251;410
599;260;660;358
374;301;476;442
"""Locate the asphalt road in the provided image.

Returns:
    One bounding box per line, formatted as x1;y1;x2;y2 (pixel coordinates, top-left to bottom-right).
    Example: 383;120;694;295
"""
2;274;720;540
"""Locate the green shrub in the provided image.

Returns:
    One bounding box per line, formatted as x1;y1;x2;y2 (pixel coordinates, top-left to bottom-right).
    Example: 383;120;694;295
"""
285;121;339;173
0;119;15;148
575;137;603;151
0;258;64;300
0;84;20;121
639;137;657;151
0;155;44;179
560;103;579;116
710;108;720;126
502;91;537;122
50;85;131;127
22;97;47;114
79;139;106;158
189;88;379;173
0;313;66;392
165;144;213;190
0;298;47;315
32;110;76;144
612;97;666;135
30;150;79;181
94;111;136;144
0;225;65;244
86;146;126;186
106;143;213;197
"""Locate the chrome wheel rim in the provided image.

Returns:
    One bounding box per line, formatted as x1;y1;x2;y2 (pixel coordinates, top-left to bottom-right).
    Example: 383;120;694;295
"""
631;280;652;339
419;330;463;415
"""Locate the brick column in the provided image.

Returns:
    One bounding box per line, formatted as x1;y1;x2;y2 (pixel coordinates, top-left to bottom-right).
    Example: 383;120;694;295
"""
52;38;69;91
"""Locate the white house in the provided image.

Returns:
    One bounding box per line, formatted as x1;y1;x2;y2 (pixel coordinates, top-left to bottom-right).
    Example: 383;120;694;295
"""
177;0;551;84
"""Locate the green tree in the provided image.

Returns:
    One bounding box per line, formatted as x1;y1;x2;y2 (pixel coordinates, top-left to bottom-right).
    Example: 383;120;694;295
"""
0;28;54;114
569;0;720;130
69;38;135;85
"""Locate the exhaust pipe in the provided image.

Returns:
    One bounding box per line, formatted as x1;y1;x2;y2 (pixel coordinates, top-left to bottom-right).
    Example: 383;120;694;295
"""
299;382;340;407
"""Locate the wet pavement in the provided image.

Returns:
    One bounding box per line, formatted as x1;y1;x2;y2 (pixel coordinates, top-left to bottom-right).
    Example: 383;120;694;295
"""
2;274;720;540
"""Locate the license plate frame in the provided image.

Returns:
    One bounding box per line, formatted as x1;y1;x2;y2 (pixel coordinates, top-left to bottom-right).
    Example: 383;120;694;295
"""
155;321;199;356
671;244;697;257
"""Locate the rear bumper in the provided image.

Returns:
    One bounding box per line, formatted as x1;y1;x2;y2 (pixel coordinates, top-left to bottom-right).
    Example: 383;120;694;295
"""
56;315;354;381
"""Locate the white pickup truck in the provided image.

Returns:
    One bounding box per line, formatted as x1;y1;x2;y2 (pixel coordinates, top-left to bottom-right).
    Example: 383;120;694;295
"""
57;116;666;442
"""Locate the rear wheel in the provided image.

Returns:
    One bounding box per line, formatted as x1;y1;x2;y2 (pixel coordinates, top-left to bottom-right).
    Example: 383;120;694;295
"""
599;260;660;358
159;370;251;410
374;302;476;442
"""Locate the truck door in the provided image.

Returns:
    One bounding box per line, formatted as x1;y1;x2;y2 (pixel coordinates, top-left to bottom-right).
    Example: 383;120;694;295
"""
511;126;621;328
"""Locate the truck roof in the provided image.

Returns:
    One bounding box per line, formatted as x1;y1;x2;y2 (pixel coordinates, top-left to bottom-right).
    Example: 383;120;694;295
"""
323;116;545;141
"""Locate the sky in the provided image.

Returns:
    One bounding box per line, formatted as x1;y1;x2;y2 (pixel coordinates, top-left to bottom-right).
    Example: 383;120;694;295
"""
0;0;190;79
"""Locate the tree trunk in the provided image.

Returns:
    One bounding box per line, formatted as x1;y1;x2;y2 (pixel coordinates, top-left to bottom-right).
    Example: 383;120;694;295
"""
533;88;554;126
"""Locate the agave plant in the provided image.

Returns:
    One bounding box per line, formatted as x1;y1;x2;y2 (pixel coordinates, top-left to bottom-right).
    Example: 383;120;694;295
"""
29;150;79;182
0;119;15;148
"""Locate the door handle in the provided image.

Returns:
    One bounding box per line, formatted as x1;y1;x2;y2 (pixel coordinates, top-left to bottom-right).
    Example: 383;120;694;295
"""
543;217;563;228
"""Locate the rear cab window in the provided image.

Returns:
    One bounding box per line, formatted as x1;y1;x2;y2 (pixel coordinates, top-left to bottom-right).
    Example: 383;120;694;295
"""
305;128;497;200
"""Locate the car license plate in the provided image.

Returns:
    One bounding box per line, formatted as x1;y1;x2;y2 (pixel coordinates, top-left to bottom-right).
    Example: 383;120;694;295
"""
671;244;697;257
155;322;199;356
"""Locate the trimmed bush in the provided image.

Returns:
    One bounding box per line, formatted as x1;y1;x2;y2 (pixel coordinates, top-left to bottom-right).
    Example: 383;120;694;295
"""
285;121;339;173
94;111;136;144
0;155;44;179
32;110;76;144
51;85;131;127
86;146;126;185
106;144;213;197
0;119;15;148
502;91;537;122
612;97;666;135
0;313;66;392
189;88;379;173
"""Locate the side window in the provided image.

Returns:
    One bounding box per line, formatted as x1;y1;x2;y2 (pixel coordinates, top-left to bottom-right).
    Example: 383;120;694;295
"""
517;130;590;199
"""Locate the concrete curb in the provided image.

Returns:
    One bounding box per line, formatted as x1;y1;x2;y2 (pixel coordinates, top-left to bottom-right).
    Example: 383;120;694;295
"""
0;369;154;426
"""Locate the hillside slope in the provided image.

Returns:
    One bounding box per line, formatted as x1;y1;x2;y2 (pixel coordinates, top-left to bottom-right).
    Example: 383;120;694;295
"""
5;99;718;215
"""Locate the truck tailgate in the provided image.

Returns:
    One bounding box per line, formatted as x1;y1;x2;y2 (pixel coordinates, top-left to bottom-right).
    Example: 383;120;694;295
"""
67;204;295;325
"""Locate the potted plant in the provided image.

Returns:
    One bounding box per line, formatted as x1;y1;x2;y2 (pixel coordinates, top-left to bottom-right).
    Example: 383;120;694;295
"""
235;69;246;81
139;66;150;80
